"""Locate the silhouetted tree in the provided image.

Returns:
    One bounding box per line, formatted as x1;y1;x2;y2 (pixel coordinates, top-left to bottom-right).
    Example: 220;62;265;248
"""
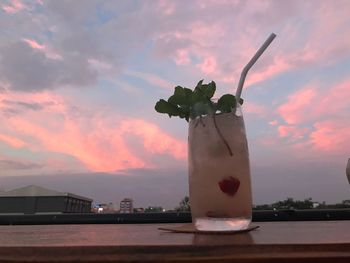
144;206;164;212
175;196;191;212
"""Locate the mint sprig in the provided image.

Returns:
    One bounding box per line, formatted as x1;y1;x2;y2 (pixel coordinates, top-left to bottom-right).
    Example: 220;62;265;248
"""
155;80;243;122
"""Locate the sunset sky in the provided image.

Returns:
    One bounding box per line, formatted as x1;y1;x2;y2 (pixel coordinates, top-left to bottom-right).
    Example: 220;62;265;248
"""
0;0;349;208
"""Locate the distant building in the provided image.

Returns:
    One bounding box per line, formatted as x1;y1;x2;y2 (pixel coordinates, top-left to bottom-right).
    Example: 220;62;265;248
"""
120;198;133;213
133;207;144;213
93;203;116;213
0;185;93;214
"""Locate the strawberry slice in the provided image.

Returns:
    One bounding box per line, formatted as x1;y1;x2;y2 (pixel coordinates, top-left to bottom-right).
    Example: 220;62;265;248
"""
218;176;240;196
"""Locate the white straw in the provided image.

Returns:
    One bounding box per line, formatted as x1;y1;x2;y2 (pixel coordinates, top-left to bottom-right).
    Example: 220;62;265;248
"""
235;33;276;101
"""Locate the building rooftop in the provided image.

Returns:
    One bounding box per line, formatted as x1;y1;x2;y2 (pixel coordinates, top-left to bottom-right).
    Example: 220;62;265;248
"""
0;185;93;202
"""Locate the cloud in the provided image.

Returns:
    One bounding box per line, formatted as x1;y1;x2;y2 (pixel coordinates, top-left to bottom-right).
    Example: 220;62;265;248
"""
310;119;350;153
0;133;26;148
278;80;350;125
277;125;309;141
124;70;175;90
0;91;186;173
199;56;217;75
2;99;44;111
1;0;26;14
2;0;349;95
245;56;291;86
174;49;191;65
0;159;42;170
0;41;97;91
244;102;267;117
276;79;350;154
22;38;63;60
0;90;65;117
277;86;318;125
120;119;186;160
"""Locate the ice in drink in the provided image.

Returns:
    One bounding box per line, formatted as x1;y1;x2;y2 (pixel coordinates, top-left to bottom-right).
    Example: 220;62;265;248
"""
188;106;252;231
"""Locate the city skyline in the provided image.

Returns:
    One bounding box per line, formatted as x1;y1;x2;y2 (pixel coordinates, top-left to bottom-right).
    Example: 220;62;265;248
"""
0;0;349;209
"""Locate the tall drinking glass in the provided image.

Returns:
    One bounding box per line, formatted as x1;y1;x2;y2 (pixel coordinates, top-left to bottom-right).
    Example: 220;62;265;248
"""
188;104;252;231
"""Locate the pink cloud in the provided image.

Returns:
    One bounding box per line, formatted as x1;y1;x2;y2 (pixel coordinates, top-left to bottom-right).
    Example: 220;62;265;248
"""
277;125;309;140
88;59;112;71
199;56;217;74
5;115;146;172
277;87;318;124
314;80;350;117
162;1;350;87
276;79;350;154
120;119;186;160
0;133;26;148
156;0;176;16
1;0;26;14
22;38;63;60
174;49;191;65
269;120;278;126
124;70;175;90
0;91;66;115
278;80;350;126
310;120;350;153
244;102;267;117
22;38;45;50
245;56;291;87
0;91;186;173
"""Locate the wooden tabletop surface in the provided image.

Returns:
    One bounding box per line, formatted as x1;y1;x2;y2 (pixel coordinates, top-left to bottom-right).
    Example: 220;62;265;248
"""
0;221;349;262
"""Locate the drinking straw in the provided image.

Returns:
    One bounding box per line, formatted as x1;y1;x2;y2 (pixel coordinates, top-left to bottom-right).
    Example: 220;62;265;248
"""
235;33;276;101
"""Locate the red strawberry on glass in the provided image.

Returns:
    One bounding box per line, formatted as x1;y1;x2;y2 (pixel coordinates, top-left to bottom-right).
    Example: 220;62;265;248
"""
218;177;240;196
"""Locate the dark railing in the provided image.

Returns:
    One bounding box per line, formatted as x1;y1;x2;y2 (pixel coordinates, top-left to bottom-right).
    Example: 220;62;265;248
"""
0;209;349;225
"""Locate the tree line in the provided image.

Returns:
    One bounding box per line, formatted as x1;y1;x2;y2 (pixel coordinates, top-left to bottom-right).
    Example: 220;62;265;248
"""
174;197;350;211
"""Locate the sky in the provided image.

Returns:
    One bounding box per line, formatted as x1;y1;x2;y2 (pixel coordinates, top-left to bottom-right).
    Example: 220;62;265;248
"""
0;0;349;209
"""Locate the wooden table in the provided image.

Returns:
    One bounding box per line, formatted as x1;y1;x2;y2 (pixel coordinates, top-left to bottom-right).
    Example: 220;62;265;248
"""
0;221;349;262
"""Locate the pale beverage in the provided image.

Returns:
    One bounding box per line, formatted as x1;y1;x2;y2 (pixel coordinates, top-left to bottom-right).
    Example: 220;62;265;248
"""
188;105;252;231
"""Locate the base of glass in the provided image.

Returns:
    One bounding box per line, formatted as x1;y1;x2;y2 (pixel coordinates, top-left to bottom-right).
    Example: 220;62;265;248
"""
194;217;251;231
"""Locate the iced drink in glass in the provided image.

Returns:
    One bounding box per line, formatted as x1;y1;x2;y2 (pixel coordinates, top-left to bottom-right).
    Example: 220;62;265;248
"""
188;104;252;231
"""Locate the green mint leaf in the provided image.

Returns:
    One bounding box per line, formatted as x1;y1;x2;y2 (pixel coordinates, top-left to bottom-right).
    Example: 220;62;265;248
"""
195;79;204;90
217;94;236;113
154;80;243;122
155;99;181;117
168;86;192;106
206;81;216;99
194;80;216;99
